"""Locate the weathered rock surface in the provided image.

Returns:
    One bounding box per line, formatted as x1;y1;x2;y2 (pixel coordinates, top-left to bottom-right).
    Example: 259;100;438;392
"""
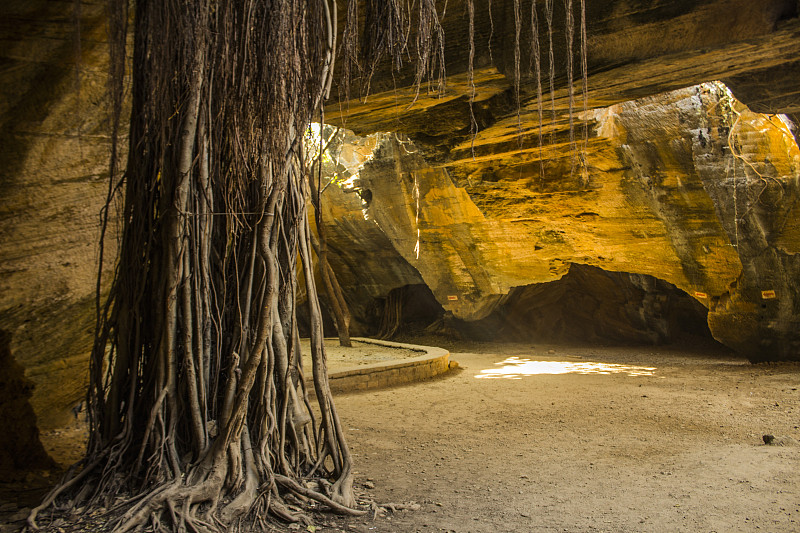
0;0;118;445
321;84;800;361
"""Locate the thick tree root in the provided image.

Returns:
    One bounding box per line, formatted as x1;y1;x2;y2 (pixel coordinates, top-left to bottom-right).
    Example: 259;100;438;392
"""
274;474;367;516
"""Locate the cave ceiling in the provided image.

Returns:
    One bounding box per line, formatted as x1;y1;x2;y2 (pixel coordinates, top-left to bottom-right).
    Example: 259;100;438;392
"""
327;0;800;174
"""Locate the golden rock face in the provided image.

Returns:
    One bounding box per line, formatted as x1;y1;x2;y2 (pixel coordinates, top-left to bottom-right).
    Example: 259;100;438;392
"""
319;83;800;362
320;0;800;361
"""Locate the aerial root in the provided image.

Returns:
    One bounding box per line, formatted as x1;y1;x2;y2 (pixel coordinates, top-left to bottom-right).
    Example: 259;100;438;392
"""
53;468;365;533
27;454;106;530
274;474;367;516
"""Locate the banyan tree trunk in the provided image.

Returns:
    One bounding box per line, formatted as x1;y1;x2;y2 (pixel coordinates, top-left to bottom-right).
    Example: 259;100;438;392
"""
29;0;362;530
27;0;590;530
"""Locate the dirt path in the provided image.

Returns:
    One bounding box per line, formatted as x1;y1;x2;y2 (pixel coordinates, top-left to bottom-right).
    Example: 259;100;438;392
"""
333;339;800;532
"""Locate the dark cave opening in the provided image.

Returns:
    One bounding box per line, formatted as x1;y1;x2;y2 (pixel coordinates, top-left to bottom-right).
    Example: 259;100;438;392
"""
0;329;54;479
362;264;720;348
459;264;716;346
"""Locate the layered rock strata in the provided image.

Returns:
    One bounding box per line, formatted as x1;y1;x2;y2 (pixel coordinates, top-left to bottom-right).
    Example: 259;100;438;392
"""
321;84;800;361
0;0;119;439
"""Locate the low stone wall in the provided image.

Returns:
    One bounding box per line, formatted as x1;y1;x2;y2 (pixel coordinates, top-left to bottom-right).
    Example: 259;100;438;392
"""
322;338;451;393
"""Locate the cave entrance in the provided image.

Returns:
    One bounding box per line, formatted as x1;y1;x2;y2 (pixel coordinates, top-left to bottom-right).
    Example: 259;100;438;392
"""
374;284;446;340
300;284;448;341
307;264;728;358
368;264;723;350
461;264;718;347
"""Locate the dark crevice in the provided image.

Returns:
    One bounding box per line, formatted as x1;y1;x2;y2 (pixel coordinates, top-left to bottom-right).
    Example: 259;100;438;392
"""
0;329;55;480
386;265;720;348
372;284;446;340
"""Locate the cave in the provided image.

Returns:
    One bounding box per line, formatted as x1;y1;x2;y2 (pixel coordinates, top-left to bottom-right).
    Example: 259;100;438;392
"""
0;330;53;479
356;264;717;348
454;264;716;346
1;0;799;530
313;80;800;364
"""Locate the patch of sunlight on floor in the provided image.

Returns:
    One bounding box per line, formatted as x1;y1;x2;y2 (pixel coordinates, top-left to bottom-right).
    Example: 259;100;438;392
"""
475;356;657;379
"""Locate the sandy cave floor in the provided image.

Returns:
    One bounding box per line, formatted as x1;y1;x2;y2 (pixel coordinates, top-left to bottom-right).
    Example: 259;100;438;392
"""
331;336;800;532
3;337;799;532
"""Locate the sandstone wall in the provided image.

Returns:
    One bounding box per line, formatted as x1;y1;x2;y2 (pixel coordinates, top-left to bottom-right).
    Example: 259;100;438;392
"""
0;0;118;439
323;0;800;362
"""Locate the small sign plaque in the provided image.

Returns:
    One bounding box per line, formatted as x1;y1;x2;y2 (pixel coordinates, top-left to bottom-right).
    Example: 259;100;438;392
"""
761;290;777;300
447;295;459;301
694;291;708;299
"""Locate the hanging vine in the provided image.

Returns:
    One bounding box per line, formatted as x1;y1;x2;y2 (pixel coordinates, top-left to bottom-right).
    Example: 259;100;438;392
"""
531;0;545;181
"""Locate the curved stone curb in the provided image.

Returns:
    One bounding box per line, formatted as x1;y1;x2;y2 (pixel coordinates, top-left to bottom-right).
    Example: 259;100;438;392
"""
323;337;451;393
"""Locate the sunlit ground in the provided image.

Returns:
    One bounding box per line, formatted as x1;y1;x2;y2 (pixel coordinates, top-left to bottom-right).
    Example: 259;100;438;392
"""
475;356;657;379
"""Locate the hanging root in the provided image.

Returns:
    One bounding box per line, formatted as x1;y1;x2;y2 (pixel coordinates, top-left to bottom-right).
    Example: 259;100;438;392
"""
377;287;405;340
